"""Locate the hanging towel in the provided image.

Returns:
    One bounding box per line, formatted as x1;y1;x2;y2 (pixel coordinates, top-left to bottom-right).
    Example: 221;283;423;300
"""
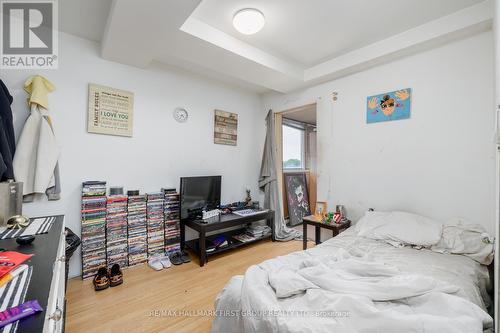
23;75;54;109
13;75;61;201
0;80;16;181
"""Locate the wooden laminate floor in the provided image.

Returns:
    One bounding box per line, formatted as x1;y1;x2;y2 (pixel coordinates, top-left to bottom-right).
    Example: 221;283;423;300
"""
66;239;311;333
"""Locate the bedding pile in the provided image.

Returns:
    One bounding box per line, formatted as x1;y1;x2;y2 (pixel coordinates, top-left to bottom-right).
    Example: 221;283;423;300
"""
213;219;493;333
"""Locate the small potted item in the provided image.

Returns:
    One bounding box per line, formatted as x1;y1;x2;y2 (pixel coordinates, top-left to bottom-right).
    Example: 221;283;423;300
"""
326;212;334;224
245;189;253;207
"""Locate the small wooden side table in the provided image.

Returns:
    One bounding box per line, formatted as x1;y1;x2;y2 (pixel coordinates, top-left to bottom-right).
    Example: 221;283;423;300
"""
302;215;351;250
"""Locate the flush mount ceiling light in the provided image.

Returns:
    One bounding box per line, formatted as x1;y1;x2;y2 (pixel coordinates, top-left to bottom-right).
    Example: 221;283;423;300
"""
233;8;265;35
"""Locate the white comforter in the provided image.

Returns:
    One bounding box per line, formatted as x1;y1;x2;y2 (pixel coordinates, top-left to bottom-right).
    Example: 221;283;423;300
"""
212;229;493;333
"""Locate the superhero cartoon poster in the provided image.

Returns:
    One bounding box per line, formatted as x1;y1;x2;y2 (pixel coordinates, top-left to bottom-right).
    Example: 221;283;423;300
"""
366;88;411;123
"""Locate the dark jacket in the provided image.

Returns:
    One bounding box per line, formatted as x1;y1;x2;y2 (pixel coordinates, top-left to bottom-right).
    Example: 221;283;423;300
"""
0;80;16;181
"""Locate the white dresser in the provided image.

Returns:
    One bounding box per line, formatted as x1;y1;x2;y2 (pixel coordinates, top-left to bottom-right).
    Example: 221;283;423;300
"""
43;216;66;333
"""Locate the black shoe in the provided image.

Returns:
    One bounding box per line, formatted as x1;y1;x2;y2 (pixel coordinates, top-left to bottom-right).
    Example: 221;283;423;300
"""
109;264;123;287
93;267;109;291
169;252;183;265
180;250;191;263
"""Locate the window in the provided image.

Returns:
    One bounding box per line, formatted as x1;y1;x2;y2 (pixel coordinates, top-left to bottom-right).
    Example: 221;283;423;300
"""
282;124;305;170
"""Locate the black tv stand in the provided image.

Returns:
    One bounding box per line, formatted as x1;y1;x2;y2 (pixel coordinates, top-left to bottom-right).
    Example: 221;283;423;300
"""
180;210;274;266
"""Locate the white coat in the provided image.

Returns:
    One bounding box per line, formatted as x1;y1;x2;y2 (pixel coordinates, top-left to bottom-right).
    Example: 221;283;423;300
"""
13;75;60;200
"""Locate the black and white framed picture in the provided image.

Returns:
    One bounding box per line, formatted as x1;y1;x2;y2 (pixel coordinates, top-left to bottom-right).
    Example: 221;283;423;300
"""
284;173;311;226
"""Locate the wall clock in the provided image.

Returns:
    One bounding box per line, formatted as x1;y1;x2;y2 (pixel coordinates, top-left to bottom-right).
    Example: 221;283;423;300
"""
173;107;188;123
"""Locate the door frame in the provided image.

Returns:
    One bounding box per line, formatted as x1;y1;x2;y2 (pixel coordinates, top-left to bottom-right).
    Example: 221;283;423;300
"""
275;103;317;222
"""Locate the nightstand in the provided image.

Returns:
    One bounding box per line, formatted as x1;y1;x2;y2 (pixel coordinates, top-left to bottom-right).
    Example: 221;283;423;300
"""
302;215;351;250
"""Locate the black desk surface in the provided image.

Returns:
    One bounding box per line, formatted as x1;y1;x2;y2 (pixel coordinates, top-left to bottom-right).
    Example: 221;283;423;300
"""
0;215;64;333
183;210;273;231
187;210;271;224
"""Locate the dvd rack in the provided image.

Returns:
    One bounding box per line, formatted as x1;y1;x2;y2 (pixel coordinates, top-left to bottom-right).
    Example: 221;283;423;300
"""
81;181;107;279
127;195;148;266
106;195;129;268
163;190;181;254
146;193;165;257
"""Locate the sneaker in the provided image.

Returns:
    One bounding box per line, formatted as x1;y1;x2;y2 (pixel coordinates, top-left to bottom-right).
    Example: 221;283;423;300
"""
180;250;191;263
109;264;123;287
93;267;109;291
169;252;183;265
148;256;163;271
160;255;172;268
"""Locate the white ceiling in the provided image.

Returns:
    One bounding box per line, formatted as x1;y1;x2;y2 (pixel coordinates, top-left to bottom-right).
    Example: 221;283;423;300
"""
192;0;483;66
58;0;493;94
59;0;112;41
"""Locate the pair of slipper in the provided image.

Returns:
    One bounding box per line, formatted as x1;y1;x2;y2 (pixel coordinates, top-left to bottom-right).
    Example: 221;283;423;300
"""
148;255;172;271
169;250;190;265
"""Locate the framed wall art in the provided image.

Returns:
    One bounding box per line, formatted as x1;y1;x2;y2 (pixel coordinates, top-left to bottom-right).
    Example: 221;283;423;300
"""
367;88;411;124
87;83;134;137
214;110;238;146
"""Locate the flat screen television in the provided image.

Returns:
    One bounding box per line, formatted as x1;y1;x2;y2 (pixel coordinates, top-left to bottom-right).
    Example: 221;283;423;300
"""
180;176;222;220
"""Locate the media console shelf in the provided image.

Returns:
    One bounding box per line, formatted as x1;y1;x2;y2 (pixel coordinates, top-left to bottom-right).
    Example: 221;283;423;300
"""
180;210;274;266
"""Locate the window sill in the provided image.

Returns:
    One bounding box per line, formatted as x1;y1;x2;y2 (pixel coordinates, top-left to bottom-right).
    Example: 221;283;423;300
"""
283;169;309;173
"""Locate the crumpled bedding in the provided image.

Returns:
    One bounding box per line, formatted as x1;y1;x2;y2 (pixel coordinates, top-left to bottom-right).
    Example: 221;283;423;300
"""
431;218;494;265
212;229;493;333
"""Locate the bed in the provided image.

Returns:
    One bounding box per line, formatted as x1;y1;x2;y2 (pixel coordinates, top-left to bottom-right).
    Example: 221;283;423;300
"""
212;214;494;333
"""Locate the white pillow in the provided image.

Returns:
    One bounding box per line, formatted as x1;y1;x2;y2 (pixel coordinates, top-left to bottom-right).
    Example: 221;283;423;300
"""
431;218;494;265
356;211;442;247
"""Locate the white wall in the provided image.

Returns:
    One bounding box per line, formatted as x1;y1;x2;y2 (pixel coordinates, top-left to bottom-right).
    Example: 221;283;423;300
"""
493;1;499;329
1;33;266;277
264;31;496;235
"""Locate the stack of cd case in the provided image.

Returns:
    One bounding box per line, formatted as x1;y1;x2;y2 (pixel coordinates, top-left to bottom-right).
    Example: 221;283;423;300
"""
106;195;128;268
127;195;148;266
163;190;181;254
146;193;165;257
81;181;107;279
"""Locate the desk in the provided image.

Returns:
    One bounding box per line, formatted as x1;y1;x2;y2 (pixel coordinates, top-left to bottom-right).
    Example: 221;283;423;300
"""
181;210;274;266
